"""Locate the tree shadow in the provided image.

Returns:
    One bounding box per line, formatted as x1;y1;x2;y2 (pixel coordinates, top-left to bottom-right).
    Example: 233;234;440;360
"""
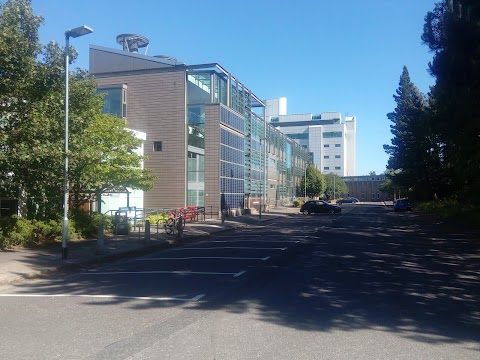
5;205;480;349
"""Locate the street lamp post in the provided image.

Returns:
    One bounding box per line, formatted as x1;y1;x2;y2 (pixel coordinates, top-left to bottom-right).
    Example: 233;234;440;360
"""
62;25;93;259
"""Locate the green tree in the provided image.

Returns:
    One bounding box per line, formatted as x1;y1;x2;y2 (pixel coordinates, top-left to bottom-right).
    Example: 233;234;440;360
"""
300;164;326;198
0;0;51;215
0;0;155;218
422;0;480;204
324;173;348;200
383;66;440;200
379;176;395;196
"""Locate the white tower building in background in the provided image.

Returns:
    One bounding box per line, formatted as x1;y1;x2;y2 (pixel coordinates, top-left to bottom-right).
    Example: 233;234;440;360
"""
264;98;356;176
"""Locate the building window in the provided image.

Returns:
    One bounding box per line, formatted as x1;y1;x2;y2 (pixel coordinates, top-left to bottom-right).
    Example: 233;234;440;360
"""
324;144;329;148
324;167;329;170
122;88;127;118
335;166;341;170
153;141;162;151
312;114;321;120
323;131;342;138
97;86;127;118
287;133;308;140
324;155;329;159
335;155;341;158
335;144;341;147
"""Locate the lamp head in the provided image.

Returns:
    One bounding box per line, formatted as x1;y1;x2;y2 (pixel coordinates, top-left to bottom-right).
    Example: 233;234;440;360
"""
65;25;93;38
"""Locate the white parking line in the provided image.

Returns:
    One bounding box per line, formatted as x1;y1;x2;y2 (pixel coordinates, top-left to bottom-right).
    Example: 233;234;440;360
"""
81;270;245;277
175;246;287;251
234;271;246;277
204;240;299;244
137;256;270;261
0;293;205;302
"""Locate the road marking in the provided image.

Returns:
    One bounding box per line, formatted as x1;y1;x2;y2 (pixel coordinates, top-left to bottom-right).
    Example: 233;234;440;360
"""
81;270;244;277
0;293;205;302
138;256;271;261
174;246;287;251
205;240;300;244
191;294;206;301
234;271;246;277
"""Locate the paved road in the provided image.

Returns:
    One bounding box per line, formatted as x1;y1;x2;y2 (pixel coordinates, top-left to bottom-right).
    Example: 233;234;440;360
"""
1;204;479;359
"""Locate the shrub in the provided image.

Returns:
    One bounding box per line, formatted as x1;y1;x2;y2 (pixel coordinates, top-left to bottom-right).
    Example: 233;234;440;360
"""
31;219;62;245
293;200;305;207
145;212;170;225
71;211;114;238
4;216;35;248
416;198;480;226
0;212;116;249
0;216;63;248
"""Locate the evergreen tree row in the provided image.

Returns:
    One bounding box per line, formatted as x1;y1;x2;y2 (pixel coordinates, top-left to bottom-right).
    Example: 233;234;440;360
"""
384;0;480;206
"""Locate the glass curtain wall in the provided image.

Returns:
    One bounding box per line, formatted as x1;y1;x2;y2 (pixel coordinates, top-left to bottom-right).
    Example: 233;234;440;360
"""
187;73;209;207
285;142;293;197
249;116;264;199
220;108;245;210
266;125;309;201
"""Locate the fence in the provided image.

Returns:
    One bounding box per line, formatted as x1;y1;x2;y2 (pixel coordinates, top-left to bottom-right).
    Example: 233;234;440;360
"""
102;205;220;240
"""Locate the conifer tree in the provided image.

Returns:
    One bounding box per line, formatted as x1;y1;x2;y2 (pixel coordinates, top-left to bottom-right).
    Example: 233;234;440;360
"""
422;0;480;203
384;66;426;196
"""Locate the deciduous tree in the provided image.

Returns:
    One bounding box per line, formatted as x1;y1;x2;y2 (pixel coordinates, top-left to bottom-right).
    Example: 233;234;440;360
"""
324;173;348;200
0;0;155;218
301;165;326;198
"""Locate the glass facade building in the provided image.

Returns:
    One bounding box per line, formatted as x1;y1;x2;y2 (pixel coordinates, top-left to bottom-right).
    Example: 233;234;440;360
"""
90;44;309;213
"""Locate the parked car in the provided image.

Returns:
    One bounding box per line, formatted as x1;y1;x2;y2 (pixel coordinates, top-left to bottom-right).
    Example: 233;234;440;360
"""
394;198;412;211
300;200;341;215
337;197;359;205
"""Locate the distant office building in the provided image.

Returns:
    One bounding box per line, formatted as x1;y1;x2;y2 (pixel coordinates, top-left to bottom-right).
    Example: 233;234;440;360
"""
264;98;356;177
89;37;308;214
343;175;391;202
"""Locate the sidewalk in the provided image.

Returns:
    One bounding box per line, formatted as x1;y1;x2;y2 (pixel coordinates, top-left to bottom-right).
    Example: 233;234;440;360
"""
0;207;299;285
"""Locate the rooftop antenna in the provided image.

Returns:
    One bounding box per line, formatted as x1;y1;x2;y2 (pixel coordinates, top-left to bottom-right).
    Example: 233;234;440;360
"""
116;34;149;54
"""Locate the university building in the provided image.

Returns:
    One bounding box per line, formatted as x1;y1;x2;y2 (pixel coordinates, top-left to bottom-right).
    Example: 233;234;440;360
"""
343;175;392;202
89;36;309;214
264;97;356;177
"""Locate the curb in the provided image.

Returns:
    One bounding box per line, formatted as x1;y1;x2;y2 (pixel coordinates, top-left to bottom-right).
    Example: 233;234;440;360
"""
0;213;290;285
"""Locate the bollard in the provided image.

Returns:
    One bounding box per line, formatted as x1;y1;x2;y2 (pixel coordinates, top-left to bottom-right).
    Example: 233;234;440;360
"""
96;223;104;255
176;214;184;240
221;210;225;224
144;220;151;246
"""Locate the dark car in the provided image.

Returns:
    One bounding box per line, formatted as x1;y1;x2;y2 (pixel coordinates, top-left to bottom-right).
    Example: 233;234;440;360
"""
337;197;359;205
300;200;341;215
394;198;412;211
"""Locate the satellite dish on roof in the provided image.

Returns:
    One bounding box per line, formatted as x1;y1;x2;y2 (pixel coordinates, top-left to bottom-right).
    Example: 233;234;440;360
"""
116;34;149;54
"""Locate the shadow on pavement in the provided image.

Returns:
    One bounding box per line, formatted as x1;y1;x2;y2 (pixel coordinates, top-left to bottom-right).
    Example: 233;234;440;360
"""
4;205;480;350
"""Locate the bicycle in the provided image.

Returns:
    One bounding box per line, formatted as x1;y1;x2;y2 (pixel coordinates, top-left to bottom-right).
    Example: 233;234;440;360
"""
164;210;185;235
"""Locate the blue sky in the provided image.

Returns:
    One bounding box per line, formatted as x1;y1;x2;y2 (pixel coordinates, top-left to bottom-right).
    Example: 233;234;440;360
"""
30;0;438;175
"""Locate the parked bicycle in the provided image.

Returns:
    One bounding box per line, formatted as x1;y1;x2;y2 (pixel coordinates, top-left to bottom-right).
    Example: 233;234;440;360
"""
164;210;185;234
